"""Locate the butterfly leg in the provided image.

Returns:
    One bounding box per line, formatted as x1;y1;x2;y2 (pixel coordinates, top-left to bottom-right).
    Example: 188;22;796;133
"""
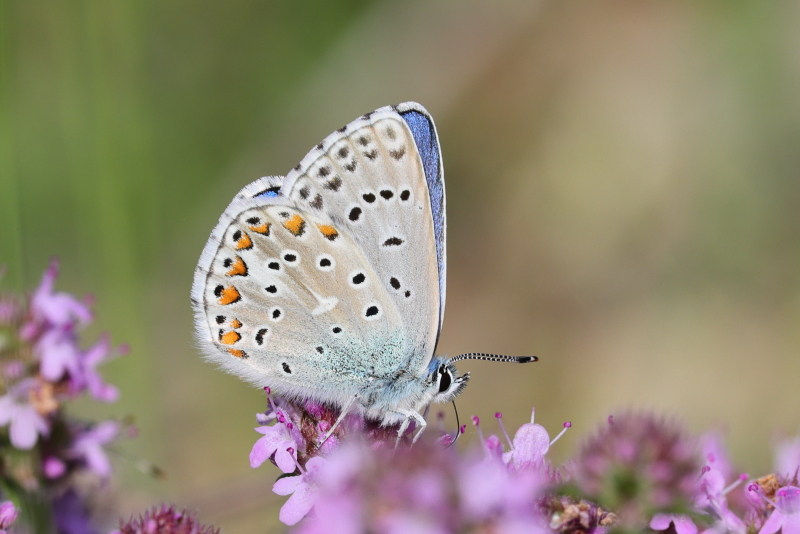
318;394;359;447
393;409;427;448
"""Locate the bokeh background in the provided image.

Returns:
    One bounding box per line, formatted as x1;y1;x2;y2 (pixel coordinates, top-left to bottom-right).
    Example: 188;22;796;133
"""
3;1;800;531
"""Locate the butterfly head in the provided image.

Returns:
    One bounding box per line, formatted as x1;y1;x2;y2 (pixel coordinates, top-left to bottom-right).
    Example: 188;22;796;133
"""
428;359;470;404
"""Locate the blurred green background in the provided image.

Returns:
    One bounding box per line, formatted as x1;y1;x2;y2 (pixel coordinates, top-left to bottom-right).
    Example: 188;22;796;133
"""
2;1;800;531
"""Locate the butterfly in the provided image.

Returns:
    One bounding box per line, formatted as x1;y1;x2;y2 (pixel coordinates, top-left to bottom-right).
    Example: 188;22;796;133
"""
191;102;534;442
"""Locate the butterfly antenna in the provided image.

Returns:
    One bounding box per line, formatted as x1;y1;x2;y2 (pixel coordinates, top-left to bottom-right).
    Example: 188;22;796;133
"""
449;352;538;364
447;401;461;448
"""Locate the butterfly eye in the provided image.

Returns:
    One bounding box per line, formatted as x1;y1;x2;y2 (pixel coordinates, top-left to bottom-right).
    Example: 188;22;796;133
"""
438;365;452;393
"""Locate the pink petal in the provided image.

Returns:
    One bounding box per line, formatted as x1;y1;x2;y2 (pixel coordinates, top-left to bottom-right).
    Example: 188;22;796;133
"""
249;436;273;468
82;336;110;365
273;474;303;496
10;410;40;449
274;446;298;474
279;484;315;526
84;444;111;477
91;421;120;443
759;511;783;534
776;437;800;477
673;516;699;534
781;514;800;534
9;404;48;450
38;331;78;380
650;513;673;530
508;423;550;467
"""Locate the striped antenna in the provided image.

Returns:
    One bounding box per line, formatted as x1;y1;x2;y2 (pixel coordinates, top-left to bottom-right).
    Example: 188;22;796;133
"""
449;352;538;364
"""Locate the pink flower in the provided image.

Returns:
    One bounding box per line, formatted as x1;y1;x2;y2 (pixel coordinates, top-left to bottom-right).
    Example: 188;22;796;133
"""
760;486;800;534
273;457;326;525
27;261;92;330
37;327;82;382
0;379;50;449
695;463;746;533
68;420;120;478
250;420;299;473
699;431;734;480
116;503;219;534
502;409;551;469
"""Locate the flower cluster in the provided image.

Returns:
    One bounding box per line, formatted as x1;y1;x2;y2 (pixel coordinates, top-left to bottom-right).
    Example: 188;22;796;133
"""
0;261;127;533
249;397;800;534
250;391;579;531
113;504;219;534
568;413;699;530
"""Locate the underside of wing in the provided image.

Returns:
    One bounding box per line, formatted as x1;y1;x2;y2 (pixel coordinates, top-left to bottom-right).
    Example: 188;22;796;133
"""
192;197;413;404
190;103;446;403
281;106;444;375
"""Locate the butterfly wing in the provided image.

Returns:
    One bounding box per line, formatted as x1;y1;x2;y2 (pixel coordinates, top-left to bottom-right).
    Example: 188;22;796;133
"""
191;103;445;406
281;103;445;371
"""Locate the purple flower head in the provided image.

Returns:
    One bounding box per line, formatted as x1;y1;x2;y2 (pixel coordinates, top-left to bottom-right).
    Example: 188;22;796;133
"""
0;262;128;534
571;412;701;529
9;260;125;405
283;426;552;532
0;378;50;449
116;504;220;534
251;394;402;471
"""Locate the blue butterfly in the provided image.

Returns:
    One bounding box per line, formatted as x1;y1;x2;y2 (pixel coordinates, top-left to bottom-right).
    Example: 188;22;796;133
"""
191;102;534;441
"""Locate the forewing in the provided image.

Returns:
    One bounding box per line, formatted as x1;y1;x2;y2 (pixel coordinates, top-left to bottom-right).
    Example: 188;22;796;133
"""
281;104;443;374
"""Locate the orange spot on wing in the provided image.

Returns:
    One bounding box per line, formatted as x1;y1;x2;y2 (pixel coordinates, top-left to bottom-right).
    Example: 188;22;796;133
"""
235;232;253;250
230;318;242;329
226;256;248;277
249;222;271;235
218;286;241;305
282;214;306;236
227;348;247;359
317;224;339;241
220;331;241;345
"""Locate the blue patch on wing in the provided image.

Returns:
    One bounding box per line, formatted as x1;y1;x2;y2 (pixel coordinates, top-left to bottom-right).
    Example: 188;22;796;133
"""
400;109;445;322
255;187;281;198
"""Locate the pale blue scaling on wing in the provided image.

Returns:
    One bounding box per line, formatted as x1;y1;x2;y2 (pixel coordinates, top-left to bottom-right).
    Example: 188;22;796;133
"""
398;108;446;331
